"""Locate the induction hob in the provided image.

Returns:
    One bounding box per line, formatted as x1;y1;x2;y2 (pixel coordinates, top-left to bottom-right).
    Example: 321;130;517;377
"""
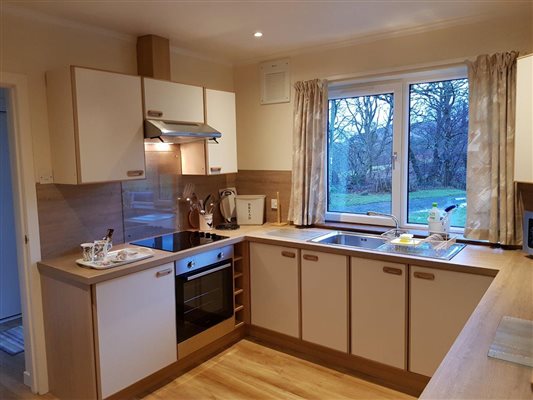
130;231;228;253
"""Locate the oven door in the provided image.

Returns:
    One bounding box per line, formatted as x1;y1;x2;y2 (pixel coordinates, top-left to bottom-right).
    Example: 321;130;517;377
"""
175;259;234;343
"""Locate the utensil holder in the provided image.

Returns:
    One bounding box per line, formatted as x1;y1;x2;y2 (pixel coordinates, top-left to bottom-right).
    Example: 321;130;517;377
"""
199;213;214;231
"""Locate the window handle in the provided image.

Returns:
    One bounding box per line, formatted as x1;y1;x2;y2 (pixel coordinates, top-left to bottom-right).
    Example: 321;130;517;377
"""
391;151;398;170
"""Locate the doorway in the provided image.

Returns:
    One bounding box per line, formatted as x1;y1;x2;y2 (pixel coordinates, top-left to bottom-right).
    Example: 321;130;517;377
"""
0;87;26;394
0;73;48;395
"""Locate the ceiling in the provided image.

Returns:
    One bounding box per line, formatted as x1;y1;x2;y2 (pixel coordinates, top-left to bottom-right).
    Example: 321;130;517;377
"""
4;0;527;64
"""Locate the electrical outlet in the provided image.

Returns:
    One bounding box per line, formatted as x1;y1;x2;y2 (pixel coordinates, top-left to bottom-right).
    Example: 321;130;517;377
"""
39;170;53;184
271;198;278;210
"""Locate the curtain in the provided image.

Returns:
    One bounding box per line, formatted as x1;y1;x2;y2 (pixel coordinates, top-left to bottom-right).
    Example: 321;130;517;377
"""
464;51;522;245
288;79;328;226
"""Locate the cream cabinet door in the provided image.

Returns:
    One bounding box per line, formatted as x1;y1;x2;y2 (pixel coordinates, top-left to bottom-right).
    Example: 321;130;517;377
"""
409;266;492;377
205;89;237;174
250;243;299;338
95;263;177;398
46;66;145;184
515;54;533;183
75;68;145;183
143;77;204;123
302;251;348;352
351;257;406;368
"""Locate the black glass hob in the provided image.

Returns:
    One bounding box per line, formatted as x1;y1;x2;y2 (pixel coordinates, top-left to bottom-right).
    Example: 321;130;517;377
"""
130;231;228;252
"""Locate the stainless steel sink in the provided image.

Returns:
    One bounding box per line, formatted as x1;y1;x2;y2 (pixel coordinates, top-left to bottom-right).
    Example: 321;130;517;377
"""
309;230;466;260
310;231;386;249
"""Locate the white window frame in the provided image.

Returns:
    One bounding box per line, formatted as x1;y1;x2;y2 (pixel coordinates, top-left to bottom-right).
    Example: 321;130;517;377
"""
326;65;468;233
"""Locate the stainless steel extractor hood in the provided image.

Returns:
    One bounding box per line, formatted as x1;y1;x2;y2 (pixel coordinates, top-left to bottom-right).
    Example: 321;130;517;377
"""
144;120;221;144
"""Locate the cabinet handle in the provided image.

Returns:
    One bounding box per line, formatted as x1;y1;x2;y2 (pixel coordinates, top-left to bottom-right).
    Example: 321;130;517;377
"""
383;266;402;275
303;254;319;262
127;170;144;177
281;251;296;258
414;271;435;280
156;268;173;278
210;167;222;173
147;110;163;117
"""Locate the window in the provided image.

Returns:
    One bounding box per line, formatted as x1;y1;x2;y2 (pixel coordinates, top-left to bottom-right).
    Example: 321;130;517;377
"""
326;68;468;230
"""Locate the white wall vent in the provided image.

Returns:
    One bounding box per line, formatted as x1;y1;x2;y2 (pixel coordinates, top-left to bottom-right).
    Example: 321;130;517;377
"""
260;59;290;105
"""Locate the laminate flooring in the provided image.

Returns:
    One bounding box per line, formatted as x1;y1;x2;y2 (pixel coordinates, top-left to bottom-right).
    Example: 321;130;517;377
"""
144;339;414;400
1;334;414;399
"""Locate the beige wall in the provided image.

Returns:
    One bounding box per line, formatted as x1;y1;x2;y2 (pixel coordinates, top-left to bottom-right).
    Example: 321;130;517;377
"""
0;10;234;183
234;12;533;171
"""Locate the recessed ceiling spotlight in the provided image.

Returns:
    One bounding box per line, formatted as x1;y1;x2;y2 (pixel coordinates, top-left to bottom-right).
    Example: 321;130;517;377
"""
254;31;263;38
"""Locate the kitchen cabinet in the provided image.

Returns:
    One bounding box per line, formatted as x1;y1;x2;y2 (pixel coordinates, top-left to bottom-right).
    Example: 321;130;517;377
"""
46;66;145;184
95;263;177;398
41;262;177;399
515;54;533;183
180;89;238;175
351;257;406;369
142;77;204;123
409;266;492;377
250;242;299;337
301;250;348;352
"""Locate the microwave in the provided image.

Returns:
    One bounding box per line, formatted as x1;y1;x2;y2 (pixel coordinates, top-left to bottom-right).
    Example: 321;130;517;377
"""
524;210;533;255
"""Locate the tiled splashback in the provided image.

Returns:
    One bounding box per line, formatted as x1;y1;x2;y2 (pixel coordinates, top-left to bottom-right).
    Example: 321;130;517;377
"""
122;144;236;242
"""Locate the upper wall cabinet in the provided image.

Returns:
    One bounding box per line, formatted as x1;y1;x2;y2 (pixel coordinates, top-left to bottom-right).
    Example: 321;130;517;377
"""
515;54;533;183
46;66;146;184
181;89;238;175
142;77;204;123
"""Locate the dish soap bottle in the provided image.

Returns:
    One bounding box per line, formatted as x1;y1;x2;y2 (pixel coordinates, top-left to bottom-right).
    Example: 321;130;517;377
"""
427;203;443;235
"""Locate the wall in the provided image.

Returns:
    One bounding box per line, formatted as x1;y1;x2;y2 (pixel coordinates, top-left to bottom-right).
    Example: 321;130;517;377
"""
234;11;533;172
0;9;234;182
0;88;22;319
0;9;235;258
232;11;533;222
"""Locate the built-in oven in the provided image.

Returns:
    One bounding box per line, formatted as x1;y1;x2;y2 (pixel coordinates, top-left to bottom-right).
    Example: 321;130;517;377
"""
174;245;234;343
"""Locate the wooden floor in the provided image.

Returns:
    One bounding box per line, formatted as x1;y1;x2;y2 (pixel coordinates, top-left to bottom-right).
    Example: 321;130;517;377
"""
144;339;414;400
1;335;414;399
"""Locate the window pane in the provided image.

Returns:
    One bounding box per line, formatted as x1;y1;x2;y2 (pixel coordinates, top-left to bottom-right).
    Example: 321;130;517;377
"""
328;93;394;215
407;79;468;227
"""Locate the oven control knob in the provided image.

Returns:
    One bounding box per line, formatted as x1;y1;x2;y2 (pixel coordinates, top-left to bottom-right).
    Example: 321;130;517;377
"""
217;252;224;260
187;260;195;269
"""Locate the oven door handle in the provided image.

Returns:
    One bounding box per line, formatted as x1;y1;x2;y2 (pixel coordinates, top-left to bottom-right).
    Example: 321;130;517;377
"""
186;263;232;281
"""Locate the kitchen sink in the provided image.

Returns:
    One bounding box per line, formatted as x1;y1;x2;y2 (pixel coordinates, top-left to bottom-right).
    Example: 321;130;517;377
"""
309;231;387;249
309;230;466;260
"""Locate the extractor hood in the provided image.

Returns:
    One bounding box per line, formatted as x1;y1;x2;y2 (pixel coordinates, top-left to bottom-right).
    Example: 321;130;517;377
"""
137;35;221;144
144;120;221;144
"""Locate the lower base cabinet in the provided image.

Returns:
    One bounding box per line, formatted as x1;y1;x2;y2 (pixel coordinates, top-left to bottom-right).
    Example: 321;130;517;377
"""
351;257;406;368
41;262;178;399
409;265;493;376
250;243;300;337
302;251;348;352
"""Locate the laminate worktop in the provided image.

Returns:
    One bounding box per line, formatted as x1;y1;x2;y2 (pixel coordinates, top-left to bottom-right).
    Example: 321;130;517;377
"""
37;224;533;399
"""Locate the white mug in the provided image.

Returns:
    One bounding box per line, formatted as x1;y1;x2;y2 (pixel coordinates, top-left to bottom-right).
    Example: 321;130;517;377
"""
199;213;214;231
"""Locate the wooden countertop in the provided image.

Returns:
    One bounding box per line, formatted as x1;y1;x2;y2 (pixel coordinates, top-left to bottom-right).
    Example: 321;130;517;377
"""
37;224;533;398
419;249;533;400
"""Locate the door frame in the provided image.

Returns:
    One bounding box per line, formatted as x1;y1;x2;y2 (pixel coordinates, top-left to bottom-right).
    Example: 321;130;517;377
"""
1;72;48;394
